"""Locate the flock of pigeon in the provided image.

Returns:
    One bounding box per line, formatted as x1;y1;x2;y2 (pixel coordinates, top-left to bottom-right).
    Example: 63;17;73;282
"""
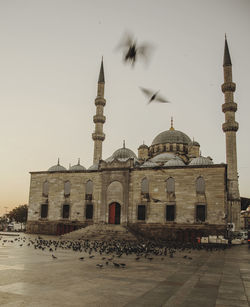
1;235;229;269
116;32;170;105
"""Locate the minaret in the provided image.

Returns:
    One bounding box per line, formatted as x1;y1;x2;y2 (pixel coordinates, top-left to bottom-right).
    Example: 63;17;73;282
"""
92;58;106;164
221;36;240;229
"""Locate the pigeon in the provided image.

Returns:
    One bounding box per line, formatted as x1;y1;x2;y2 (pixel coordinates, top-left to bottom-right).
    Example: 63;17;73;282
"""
116;32;153;66
140;87;170;104
52;254;57;259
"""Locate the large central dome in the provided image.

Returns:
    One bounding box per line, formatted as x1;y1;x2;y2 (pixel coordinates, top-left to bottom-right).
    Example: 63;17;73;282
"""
152;129;191;145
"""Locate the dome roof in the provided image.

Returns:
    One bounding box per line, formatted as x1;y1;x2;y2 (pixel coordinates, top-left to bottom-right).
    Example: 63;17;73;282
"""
138;143;148;149
189;140;200;147
48;159;67;172
140;161;158;168
150;153;181;163
164;158;186;167
189;156;213;166
112;142;137;160
152;129;191;145
88;163;99;170
69;159;86;171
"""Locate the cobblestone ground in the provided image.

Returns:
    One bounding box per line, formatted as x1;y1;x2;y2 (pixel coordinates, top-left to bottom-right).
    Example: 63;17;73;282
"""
0;233;249;307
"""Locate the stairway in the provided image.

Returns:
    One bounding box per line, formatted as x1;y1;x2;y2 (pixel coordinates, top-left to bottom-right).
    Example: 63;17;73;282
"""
61;224;138;241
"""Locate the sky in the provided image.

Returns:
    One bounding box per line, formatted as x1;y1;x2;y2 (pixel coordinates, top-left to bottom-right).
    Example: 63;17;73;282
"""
0;0;249;216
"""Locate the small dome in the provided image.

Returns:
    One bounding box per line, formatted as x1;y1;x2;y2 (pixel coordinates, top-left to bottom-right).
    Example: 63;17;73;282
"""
140;161;158;168
152;129;191;146
189;140;200;147
150;153;181;163
112;142;137;160
164;158;185;167
88;163;99;170
189;156;213;166
69;159;86;171
138;144;148;149
48;159;67;172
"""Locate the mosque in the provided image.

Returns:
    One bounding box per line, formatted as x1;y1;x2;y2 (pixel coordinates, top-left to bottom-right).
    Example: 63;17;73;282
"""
26;39;241;240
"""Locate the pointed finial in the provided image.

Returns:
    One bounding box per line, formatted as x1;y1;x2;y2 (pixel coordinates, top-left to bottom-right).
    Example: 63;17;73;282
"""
57;158;60;165
78;158;80;165
98;57;105;83
123;140;125;148
223;34;232;67
169;116;175;131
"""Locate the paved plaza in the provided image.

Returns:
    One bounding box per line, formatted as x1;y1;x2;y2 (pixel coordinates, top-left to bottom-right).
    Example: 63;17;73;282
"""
0;233;249;307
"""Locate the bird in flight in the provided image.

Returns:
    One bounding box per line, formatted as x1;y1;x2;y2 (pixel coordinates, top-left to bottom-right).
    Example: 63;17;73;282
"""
116;32;153;67
140;87;170;104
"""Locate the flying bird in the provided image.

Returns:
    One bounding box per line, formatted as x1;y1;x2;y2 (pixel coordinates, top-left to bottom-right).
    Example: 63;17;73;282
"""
116;32;153;67
140;87;170;104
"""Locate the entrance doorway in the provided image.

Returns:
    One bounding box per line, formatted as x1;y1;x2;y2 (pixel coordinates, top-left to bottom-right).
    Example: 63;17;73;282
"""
109;202;121;224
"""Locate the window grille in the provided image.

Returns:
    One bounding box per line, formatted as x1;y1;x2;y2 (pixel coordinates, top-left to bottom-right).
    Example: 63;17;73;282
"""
138;205;146;220
166;205;175;221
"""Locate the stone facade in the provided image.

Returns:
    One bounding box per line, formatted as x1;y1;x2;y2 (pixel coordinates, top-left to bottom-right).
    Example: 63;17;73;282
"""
27;38;241;238
27;163;227;238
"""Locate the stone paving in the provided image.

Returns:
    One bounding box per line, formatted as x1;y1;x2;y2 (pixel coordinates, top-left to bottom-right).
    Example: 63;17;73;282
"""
0;233;249;307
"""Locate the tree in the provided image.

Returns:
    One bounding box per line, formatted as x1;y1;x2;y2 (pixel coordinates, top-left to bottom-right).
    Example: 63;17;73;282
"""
7;204;28;225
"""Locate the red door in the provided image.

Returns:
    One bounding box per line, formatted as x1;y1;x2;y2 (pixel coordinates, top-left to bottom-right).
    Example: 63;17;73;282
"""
109;203;116;224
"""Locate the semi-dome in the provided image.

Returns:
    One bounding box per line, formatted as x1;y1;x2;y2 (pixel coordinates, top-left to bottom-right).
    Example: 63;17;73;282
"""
112;142;137;160
150;152;181;163
48;159;67;172
152;129;191;146
69;159;86;171
164;158;185;167
88;163;99;170
189;156;213;166
140;161;158;168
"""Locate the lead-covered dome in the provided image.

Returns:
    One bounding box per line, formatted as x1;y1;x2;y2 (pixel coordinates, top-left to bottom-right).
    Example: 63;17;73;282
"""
69;159;86;171
189;156;213;166
150;153;181;163
152;129;191;145
112;142;137;160
48;159;67;172
164;158;186;167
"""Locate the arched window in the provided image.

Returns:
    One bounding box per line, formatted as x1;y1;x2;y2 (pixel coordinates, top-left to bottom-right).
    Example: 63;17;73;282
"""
62;204;70;219
196;177;205;194
41;204;48;218
85;180;93;200
166;177;175;193
141;177;149;194
42;181;49;197
64;181;71;197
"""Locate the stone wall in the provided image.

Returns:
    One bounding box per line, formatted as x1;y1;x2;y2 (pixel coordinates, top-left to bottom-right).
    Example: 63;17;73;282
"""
27;165;227;235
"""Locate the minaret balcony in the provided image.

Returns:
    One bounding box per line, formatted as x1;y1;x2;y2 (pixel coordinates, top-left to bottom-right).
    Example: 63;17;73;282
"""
92;132;105;141
93;115;106;124
95;98;106;106
222;102;237;113
222;121;239;132
221;82;236;93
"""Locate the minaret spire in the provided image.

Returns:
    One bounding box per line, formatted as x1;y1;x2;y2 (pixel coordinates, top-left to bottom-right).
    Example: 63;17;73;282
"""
98;57;105;83
92;58;106;164
223;35;232;67
221;36;240;230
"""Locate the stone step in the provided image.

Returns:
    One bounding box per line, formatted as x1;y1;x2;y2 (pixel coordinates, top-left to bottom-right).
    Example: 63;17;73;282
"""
61;224;138;241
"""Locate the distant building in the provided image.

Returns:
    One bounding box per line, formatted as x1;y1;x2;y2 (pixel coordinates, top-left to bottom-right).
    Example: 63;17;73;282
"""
26;38;241;240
